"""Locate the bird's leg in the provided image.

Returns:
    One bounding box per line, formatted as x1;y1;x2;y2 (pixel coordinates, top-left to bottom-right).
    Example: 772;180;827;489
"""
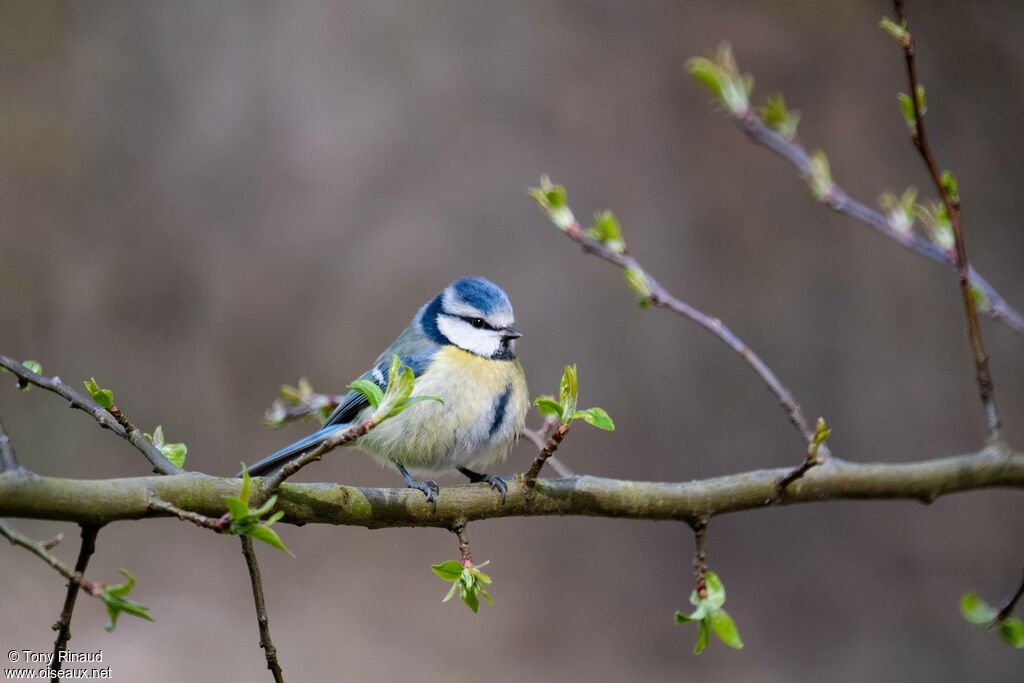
457;466;507;502
393;460;439;510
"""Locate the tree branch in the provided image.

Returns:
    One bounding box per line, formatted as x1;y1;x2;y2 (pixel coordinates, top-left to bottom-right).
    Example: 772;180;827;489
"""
542;208;816;446
0;522;103;599
891;0;1001;440
0;412;20;472
0;355;181;475
240;537;285;683
0;443;1020;528
259;418;376;496
996;566;1024;623
730;101;1024;340
50;525;99;682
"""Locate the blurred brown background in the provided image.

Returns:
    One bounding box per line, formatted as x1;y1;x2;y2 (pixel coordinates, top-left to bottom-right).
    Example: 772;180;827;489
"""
2;1;1023;680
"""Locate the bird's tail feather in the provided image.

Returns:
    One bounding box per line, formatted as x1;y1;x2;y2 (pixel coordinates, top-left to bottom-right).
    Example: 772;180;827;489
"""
240;423;350;478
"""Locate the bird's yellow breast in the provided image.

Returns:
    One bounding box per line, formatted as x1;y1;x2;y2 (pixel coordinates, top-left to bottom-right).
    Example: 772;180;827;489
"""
356;346;529;474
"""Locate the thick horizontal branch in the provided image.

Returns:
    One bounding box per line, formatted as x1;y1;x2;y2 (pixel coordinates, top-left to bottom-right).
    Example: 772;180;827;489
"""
0;444;1020;528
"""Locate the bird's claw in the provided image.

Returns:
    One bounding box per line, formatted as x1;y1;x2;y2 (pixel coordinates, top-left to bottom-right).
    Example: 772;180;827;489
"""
482;474;507;502
407;479;439;511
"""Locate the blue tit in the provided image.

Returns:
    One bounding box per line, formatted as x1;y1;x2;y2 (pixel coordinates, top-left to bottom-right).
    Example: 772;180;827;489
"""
243;276;529;506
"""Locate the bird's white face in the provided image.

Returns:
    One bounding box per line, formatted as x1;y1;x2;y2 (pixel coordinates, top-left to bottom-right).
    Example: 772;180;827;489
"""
437;288;520;360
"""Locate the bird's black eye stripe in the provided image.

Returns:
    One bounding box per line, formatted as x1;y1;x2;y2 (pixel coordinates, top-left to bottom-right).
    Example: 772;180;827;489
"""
458;315;495;330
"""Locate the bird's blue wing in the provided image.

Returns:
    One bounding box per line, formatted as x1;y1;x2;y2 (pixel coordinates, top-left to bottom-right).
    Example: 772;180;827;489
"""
243;329;437;478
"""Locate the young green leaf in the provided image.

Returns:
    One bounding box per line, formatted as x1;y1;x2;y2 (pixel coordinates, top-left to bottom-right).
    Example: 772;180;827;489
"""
585;210;627;254
623;267;653;307
897;85;927;131
709;608;744;649
224;470;293;556
879;16;909;45
372;355;443;421
348;379;384;410
432;560;494;613
960;592;997;625
144;425;187;469
533;396;563;422
807;150;833;201
100;569;154;632
758;94;801;141
940;170;959;203
685;42;753;116
809;417;831;458
999;617;1024;649
677;570;743;654
559;364;579;419
84;377;115;410
528;175;576;231
572;407;615;431
694;619;710;654
431;560;464;582
15;360;42;391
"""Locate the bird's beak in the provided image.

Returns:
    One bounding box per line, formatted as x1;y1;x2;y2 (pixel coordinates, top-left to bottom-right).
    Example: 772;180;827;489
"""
500;326;522;340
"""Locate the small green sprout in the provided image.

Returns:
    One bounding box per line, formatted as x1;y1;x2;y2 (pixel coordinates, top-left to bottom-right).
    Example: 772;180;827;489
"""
879;187;918;235
528;175;576;231
224;469;293;556
759;94;801;141
432;560;494;613
100;569;154;632
940;170;959;204
264;377;336;428
807;150;833;202
879;16;910;46
84;377;114;410
624;267;653;308
586;210;627;254
915;201;954;252
897;84;927;133
686;42;754;117
960;592;1024;649
675;571;744;654
533;364;614;431
348;354;443;422
4;359;43;391
144;425;188;469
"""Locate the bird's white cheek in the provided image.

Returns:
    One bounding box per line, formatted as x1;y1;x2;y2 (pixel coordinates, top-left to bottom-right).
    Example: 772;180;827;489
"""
437;317;500;357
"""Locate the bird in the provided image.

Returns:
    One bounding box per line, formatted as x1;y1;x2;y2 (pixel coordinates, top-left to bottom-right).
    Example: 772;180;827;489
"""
243;276;529;507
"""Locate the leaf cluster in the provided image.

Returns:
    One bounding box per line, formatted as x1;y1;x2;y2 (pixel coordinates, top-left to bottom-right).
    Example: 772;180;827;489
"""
224;470;293;556
533;365;614;431
431;560;494;613
674;571;743;654
961;593;1024;649
348;354;443;422
100;568;154;632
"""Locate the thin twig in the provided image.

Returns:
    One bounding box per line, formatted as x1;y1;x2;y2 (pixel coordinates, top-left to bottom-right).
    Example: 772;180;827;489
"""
996;566;1024;623
241;537;285;683
0;413;20;472
0;522;102;598
731;108;1024;339
522;420;574;477
524;423;570;484
259;418;376;496
50;525;99;682
692;521;708;598
0;354;181;475
452;520;473;566
148;495;229;532
556;221;816;445
892;0;1001;440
